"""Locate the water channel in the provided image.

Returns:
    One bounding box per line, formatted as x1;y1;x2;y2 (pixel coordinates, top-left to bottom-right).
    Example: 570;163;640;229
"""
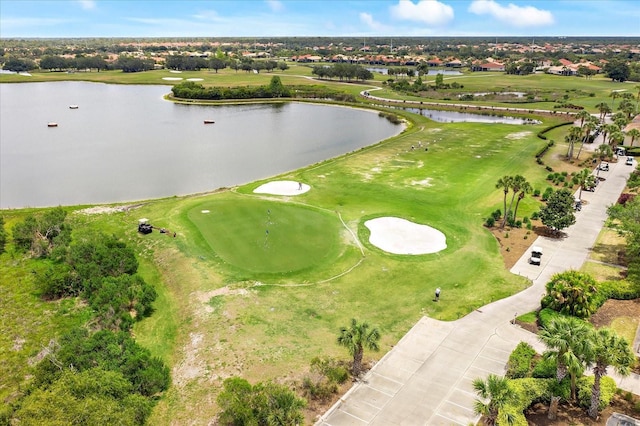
0;82;403;209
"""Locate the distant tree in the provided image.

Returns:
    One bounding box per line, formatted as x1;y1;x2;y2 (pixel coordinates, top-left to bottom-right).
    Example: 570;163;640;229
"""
604;60;630;82
542;270;598;318
337;318;381;376
538;188;576;234
434;72;444;88
277;61;289;71
3;57;37;72
208;57;226;73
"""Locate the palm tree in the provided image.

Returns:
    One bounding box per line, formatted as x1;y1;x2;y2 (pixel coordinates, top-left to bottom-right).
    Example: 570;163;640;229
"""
576;117;598;160
512;180;532;222
609;131;625;152
565;126;583;159
595;102;611;123
576;168;596;199
610;90;622;111
495;176;513;229
337;318;381;376
538;316;592;401
586;328;635;419
574;109;591;128
596;144;613;177
627;128;640;148
506;175;526;225
472;374;517;426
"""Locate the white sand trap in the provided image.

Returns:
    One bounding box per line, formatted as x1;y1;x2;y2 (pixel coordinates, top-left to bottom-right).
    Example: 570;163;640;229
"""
187;78;204;81
162;77;183;81
365;217;446;255
201;210;210;213
19;72;32;77
253;180;310;196
169;70;182;73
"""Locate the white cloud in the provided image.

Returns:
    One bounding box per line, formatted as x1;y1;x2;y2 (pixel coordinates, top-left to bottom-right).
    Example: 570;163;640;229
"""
266;0;284;12
468;0;554;27
389;0;454;26
359;12;385;31
77;0;96;10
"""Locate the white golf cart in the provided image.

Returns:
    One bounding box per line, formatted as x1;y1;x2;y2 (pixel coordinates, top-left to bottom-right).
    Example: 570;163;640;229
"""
529;246;543;266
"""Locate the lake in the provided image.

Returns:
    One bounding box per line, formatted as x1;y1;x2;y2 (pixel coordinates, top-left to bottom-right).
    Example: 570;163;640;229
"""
0;82;403;208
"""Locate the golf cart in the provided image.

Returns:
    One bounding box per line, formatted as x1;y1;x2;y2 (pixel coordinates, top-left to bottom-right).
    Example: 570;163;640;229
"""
529;246;543;266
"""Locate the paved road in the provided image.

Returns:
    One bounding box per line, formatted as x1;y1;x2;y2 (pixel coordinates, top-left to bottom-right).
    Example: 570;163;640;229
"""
318;156;637;425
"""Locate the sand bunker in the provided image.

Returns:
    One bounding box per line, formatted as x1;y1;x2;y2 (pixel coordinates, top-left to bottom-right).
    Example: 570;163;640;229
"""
365;217;446;255
253;180;310;196
187;78;204;81
162;77;183;81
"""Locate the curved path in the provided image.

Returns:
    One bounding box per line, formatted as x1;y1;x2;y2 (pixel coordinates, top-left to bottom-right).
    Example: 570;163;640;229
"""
318;155;638;425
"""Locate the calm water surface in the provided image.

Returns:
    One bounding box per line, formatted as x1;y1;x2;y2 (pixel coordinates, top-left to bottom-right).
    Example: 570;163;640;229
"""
0;82;402;208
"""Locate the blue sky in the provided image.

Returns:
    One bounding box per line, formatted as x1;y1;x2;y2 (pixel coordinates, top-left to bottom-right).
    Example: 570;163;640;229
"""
1;0;639;38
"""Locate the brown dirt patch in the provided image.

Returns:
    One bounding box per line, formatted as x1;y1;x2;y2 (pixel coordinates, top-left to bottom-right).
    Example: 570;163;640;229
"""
525;393;640;425
589;299;640;329
488;220;549;270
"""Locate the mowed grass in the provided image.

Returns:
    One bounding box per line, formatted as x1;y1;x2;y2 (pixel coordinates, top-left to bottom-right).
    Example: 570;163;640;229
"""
186;199;344;276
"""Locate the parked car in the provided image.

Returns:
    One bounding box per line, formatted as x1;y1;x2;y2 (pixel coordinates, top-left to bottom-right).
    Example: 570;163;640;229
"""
529;246;543;265
599;162;609;171
626;156;634;166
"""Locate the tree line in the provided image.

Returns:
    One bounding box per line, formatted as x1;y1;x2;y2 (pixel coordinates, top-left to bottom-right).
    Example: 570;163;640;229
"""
171;77;356;102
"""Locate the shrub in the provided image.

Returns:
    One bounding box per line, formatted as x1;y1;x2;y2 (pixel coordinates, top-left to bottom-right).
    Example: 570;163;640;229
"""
598;279;640;301
506;342;536;379
532;356;557;379
577;376;616;410
492;209;502;220
537;308;565;329
531;211;540;220
485;216;496;227
541;271;599;318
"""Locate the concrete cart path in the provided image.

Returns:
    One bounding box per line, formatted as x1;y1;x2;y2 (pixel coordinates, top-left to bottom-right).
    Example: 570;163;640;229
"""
318;159;637;426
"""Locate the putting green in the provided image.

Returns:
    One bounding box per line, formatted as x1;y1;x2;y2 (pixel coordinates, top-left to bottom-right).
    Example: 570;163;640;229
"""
187;199;343;274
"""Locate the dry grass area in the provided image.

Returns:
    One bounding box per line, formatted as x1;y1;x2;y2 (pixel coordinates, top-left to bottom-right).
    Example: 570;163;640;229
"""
488;221;545;270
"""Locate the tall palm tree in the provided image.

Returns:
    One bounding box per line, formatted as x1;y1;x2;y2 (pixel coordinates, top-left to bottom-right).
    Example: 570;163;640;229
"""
473;374;517;426
586;328;635;419
495;176;513;229
512;180;532;222
337;318;381;376
627;128;640;148
506;175;526;225
538;316;592;401
610;90;622;111
595;102;611;123
576;117;598;160
565;126;583;159
574;110;591;128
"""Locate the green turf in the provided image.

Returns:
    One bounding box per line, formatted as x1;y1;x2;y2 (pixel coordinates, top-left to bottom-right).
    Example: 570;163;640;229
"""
186;199;343;275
